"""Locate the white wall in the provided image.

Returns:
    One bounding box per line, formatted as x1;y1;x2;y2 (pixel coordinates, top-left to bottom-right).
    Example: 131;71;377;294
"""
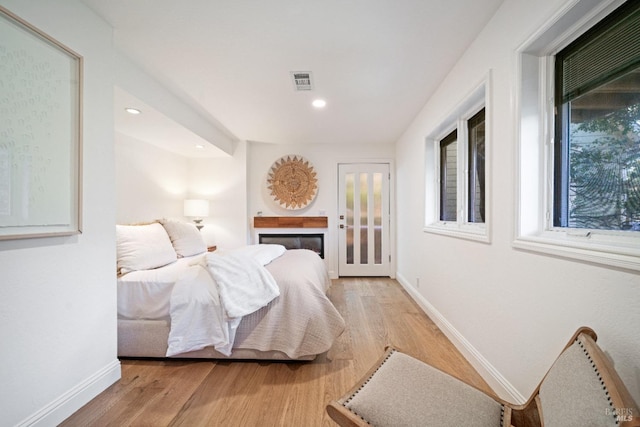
395;0;640;404
0;1;120;425
248;141;395;278
115;133;189;224
188;140;248;249
115;135;248;249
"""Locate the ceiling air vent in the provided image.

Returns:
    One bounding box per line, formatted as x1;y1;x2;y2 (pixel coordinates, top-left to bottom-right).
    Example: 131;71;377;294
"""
291;71;314;91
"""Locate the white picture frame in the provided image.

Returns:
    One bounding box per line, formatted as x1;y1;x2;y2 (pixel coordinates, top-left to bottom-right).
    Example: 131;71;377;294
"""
0;6;83;240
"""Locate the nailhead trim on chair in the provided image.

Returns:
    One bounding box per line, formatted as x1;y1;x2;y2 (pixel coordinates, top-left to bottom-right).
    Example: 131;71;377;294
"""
576;337;619;426
342;349;507;426
342;349;397;424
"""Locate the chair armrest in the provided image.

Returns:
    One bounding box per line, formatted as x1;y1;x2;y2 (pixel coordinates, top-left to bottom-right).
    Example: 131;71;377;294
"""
326;347;396;426
326;401;370;427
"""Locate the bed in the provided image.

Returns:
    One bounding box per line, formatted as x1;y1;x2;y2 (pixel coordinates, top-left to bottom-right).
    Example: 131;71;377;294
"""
116;220;345;361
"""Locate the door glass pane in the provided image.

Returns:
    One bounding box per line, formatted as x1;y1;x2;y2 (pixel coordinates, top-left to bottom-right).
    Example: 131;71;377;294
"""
346;173;354;264
373;172;382;264
360;173;368;264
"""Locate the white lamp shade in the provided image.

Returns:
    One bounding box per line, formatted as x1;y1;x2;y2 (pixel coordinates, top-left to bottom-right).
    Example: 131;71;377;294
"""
184;199;209;218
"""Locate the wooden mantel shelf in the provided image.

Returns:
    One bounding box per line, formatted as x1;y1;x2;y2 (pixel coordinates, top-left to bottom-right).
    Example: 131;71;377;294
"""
254;216;328;229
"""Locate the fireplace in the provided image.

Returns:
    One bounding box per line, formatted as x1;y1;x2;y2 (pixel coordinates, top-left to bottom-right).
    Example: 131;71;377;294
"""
259;233;325;259
254;216;328;259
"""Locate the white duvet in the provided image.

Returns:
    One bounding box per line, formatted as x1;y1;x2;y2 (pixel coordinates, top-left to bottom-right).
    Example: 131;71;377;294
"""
117;254;206;320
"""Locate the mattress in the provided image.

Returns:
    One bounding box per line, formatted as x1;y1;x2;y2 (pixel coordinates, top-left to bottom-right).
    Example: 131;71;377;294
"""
117;253;206;320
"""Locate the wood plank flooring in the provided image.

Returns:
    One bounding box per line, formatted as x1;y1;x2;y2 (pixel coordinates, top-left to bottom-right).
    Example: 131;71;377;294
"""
61;278;494;426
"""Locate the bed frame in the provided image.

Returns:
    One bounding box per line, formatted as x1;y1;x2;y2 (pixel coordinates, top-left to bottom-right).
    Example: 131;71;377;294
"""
118;318;316;361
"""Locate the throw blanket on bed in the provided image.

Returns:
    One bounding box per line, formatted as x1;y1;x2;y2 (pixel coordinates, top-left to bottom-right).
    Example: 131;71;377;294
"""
206;245;284;318
166;244;285;357
166;265;240;357
233;249;346;358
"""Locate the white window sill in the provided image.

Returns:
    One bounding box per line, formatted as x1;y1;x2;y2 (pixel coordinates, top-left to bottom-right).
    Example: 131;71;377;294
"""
424;223;490;243
513;231;640;272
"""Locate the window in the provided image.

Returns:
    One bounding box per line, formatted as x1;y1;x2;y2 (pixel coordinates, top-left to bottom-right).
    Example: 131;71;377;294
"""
516;0;640;271
439;130;458;222
437;110;486;225
553;1;640;232
468;109;486;224
424;77;489;242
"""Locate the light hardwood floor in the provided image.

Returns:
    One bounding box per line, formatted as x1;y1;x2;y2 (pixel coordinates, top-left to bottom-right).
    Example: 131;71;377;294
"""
61;277;494;426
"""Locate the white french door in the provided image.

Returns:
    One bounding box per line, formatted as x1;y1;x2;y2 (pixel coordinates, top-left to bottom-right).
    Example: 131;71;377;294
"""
338;163;390;276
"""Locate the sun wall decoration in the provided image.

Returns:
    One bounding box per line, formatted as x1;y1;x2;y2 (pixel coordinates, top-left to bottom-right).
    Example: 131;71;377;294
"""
267;155;318;210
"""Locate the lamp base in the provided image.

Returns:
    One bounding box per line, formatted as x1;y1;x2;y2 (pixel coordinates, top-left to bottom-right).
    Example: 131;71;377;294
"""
193;219;204;231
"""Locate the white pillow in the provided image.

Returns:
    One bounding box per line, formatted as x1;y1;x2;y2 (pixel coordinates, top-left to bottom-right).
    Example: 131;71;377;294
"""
160;219;207;257
116;223;177;273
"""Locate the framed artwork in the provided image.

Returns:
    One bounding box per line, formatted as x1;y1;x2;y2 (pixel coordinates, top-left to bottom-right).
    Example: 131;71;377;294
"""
0;6;83;240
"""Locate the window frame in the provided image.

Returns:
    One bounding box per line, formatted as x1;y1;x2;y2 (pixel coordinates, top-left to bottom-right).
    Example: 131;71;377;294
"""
514;0;640;271
424;75;491;243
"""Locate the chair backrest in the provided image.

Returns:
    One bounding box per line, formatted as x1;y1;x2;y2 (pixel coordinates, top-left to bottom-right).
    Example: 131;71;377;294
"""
536;329;639;427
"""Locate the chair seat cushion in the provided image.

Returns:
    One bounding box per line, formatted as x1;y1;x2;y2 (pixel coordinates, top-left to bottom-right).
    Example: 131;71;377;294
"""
343;350;505;426
539;339;619;427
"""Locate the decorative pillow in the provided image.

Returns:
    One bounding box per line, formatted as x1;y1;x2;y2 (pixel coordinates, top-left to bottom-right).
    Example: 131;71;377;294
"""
116;223;177;273
160;219;207;257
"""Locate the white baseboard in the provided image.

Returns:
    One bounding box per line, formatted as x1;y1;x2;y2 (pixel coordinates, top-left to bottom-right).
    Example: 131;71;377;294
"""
395;272;526;404
17;359;121;427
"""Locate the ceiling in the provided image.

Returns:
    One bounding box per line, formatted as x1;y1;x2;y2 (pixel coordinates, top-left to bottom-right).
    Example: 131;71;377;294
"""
82;0;504;155
114;87;229;157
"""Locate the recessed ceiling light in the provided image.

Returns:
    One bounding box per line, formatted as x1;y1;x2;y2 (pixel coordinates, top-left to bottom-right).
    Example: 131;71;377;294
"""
312;99;326;108
195;144;205;149
125;107;141;115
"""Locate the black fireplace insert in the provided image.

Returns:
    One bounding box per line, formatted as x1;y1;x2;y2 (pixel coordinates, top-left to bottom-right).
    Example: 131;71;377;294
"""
258;233;324;259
